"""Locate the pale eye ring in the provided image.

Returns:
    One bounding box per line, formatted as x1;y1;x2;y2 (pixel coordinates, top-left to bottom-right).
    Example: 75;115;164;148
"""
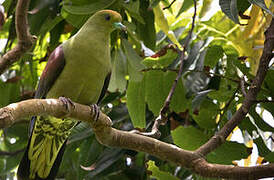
105;14;111;21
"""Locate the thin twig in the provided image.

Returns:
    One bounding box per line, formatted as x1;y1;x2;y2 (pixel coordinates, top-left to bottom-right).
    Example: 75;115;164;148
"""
0;0;35;75
163;0;177;10
160;0;197;117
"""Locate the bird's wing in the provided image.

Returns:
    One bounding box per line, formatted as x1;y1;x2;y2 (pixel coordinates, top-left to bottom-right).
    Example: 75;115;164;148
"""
35;45;66;99
29;45;65;135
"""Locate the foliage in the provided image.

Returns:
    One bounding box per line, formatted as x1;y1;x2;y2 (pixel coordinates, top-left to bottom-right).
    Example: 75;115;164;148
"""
0;0;273;179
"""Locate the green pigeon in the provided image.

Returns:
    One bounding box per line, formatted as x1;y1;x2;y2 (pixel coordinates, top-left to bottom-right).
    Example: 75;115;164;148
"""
17;10;125;180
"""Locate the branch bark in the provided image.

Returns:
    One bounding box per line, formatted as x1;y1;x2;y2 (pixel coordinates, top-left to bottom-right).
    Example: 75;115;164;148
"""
0;0;35;74
196;18;274;156
0;98;274;179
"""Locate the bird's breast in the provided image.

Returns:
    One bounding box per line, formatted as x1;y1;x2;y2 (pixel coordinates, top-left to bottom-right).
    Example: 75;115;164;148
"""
46;47;111;105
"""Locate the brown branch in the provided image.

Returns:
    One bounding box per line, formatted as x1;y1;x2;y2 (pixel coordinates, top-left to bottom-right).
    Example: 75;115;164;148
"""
1;98;274;179
196;18;274;156
0;148;25;156
0;0;35;75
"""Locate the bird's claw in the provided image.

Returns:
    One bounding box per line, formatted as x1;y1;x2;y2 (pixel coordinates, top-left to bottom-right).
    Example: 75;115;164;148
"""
59;97;75;113
90;104;100;122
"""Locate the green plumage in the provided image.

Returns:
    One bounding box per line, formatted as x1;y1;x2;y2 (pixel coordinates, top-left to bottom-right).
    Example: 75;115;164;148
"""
18;10;123;179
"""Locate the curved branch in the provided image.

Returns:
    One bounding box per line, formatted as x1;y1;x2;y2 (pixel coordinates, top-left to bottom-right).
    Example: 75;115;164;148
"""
0;98;274;179
196;18;274;156
0;0;35;74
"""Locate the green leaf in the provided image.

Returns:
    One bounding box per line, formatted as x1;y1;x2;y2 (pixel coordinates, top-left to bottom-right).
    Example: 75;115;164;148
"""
265;152;274;163
248;0;274;17
145;70;166;115
263;69;274;96
204;45;224;67
207;141;250;164
135;0;156;50
127;79;146;128
123;0;145;24
171;126;210;150
249;107;274;132
109;49;128;92
237;0;251;13
0;81;20;107
219;0;240;24
254;137;271;157
61;8;90;28
142;49;178;68
147;161;179;180
193;99;217;129
63;0;116;15
167;72;188;113
208;79;236;102
122;39;145;82
238;117;257;135
144;71;188;115
176;0;194;17
192;90;212;112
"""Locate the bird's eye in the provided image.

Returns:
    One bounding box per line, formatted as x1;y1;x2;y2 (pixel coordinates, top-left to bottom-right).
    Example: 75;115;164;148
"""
105;14;111;21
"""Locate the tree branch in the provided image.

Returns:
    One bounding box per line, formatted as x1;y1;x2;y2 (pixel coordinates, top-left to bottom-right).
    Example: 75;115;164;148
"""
195;18;274;156
0;0;35;75
0;98;274;179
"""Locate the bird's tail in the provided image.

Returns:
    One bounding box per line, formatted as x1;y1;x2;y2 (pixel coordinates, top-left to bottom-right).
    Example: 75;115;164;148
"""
17;116;76;180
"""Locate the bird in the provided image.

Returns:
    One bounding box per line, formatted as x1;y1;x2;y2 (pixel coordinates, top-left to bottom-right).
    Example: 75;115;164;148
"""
17;10;125;180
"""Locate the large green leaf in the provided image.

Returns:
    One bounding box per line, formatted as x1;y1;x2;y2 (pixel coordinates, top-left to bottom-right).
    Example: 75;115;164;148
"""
122;39;145;82
127;79;146;128
249;107;274;132
171;126;210;150
176;0;194;17
204;45;224;67
254;137;271;157
122;0;145;24
207;141;250;164
193;99;217;129
147;161;179;180
108;49;128;93
237;0;251;13
135;0;156;50
219;0;240;24
145;70;166;115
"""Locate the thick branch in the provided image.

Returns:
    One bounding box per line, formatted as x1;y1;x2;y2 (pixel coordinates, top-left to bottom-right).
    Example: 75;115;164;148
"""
196;18;274;156
0;98;274;179
0;0;35;74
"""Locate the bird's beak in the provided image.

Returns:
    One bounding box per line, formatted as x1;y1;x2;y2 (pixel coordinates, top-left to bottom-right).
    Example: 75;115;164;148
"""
113;22;127;31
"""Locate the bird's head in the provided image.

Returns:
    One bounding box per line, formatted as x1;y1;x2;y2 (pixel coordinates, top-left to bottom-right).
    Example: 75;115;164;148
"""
87;10;126;33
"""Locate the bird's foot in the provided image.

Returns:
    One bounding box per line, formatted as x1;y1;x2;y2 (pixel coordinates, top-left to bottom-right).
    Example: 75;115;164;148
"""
90;104;100;122
59;97;75;115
